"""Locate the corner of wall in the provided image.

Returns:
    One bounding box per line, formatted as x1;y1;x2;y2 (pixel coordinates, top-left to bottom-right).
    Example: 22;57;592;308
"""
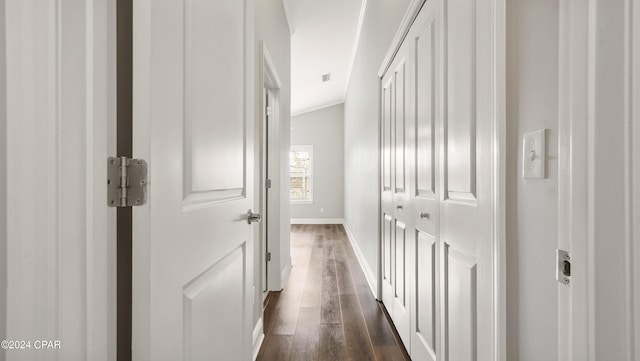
342;0;413;303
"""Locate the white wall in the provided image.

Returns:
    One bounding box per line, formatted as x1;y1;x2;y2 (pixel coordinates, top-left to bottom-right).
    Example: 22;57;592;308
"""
343;0;412;288
0;0;6;352
291;103;344;220
254;0;291;329
506;0;559;360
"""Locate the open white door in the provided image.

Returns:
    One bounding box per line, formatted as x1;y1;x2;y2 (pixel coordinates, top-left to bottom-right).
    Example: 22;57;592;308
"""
132;0;256;360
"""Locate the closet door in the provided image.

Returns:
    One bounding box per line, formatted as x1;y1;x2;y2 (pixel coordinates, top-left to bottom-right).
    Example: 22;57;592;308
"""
408;1;440;360
381;0;501;360
380;39;414;347
438;0;498;360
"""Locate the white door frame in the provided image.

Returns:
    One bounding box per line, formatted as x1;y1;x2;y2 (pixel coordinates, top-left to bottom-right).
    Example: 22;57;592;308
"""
259;42;284;292
377;0;506;359
557;1;591;358
3;0;116;359
633;2;640;357
557;0;640;359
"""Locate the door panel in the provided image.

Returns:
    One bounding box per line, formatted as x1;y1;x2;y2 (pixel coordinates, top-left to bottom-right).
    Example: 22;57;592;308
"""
185;0;244;197
415;15;436;199
445;245;477;361
445;0;477;201
414;231;437;361
383;80;393;191
183;247;245;360
394;61;407;193
395;221;407;307
383;214;394;287
132;0;255;360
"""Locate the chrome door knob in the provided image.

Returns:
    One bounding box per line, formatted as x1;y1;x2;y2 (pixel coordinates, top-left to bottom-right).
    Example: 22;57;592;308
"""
419;212;430;219
247;210;262;224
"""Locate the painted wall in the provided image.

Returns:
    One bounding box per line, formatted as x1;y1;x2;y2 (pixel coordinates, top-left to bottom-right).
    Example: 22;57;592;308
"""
506;0;559;360
0;0;6;352
343;0;412;286
254;0;291;332
290;103;344;220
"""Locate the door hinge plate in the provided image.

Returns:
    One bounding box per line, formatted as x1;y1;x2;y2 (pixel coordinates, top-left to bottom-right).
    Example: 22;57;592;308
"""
556;249;571;285
107;156;148;207
266;252;271;262
266;179;272;189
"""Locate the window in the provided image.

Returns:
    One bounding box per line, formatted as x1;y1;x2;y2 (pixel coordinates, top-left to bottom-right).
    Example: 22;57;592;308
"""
290;145;313;203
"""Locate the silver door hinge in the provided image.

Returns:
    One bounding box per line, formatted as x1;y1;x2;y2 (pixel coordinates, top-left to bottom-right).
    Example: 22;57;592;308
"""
107;156;148;207
266;106;272;117
266;179;272;189
556;249;571;285
266;252;271;262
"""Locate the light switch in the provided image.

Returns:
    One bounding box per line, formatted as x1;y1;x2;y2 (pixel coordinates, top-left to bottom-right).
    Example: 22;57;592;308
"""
522;129;546;179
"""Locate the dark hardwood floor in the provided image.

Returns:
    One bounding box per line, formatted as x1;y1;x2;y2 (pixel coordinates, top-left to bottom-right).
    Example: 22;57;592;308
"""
257;224;411;361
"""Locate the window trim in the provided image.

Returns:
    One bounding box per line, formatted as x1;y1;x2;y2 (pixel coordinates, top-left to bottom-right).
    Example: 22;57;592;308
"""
290;145;313;204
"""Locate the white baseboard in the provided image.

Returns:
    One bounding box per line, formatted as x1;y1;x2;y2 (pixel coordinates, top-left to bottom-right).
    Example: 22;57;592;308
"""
280;257;292;288
343;223;378;299
252;318;264;361
290;218;345;224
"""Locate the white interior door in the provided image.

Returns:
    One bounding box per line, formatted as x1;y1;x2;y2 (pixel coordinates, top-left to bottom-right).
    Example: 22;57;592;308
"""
438;0;498;359
407;2;440;361
381;38;413;347
132;0;256;360
380;0;503;360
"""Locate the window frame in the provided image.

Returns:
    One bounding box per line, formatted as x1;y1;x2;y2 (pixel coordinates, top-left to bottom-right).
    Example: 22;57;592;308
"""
289;145;314;204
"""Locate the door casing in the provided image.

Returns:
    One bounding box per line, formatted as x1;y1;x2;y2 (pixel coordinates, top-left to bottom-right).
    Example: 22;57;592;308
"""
259;42;284;293
3;0;117;359
557;0;640;359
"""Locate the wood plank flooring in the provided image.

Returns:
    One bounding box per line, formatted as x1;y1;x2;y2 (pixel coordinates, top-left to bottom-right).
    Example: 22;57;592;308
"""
257;224;410;361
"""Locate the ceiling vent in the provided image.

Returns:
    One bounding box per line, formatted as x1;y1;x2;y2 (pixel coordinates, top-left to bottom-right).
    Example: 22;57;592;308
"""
321;73;331;82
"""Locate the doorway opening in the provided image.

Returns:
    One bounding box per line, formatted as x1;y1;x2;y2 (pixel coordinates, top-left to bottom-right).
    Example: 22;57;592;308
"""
260;43;282;301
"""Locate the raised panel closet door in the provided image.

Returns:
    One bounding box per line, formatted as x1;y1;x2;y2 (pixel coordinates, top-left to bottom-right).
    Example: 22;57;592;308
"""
409;1;440;360
381;74;396;311
381;38;415;350
439;0;497;359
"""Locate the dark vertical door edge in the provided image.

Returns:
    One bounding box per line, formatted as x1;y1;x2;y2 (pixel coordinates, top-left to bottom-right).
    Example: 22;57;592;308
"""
116;0;133;360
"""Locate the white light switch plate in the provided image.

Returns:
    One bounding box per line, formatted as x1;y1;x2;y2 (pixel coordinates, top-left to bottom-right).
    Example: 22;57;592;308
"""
522;129;546;179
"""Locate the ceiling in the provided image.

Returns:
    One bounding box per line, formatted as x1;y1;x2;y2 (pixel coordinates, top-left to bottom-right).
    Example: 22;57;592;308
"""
285;0;366;116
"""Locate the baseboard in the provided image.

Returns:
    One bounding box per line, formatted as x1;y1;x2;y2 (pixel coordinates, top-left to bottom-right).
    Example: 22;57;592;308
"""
252;318;264;361
280;258;292;288
290;218;345;224
343;223;378;298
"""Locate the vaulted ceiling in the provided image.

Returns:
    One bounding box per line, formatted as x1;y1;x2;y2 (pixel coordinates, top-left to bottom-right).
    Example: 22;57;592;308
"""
284;0;366;116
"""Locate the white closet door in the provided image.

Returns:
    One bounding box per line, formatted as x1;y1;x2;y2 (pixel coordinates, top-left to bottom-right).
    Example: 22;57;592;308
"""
438;0;498;359
381;0;501;360
381;39;414;347
408;1;440;360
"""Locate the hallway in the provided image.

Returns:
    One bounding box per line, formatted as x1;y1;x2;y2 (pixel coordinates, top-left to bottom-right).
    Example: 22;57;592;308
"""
257;225;410;361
